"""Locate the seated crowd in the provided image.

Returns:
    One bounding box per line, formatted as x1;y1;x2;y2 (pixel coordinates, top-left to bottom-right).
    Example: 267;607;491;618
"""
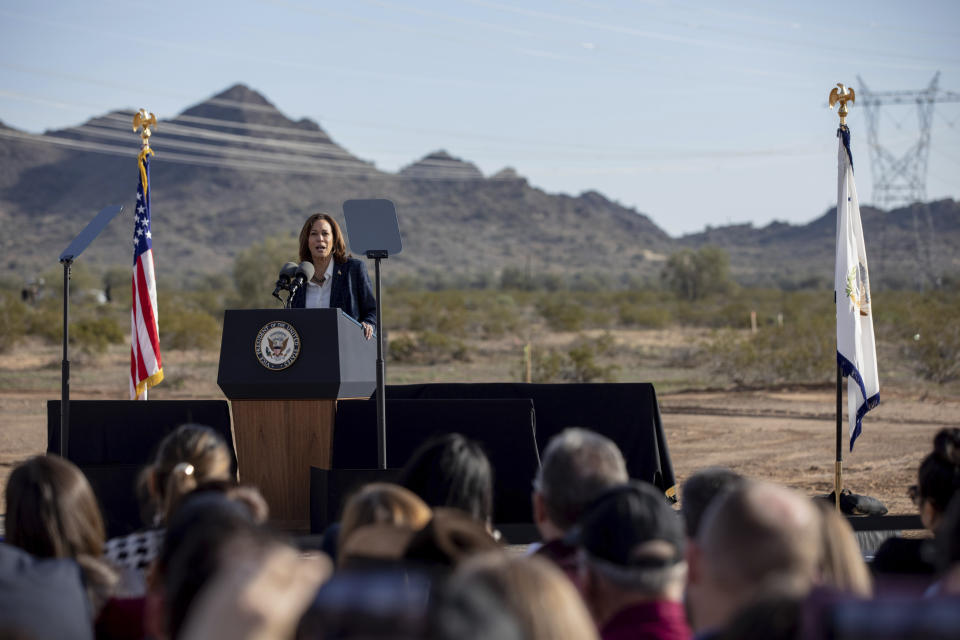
1;424;959;639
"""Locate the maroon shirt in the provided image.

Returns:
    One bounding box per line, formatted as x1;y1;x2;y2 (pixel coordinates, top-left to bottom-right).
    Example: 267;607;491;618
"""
601;600;692;640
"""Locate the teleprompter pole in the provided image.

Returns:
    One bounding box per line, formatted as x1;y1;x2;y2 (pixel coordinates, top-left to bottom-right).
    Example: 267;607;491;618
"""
372;253;387;470
60;259;71;457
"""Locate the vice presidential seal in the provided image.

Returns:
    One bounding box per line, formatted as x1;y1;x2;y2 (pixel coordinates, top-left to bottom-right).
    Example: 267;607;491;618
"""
255;321;300;370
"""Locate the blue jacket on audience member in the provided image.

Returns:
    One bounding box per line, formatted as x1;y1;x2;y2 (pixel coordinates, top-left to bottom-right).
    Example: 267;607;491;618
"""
289;257;377;329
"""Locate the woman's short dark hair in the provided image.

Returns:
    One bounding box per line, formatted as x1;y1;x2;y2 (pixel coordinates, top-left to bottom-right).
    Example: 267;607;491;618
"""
298;213;348;265
918;427;960;514
398;434;494;524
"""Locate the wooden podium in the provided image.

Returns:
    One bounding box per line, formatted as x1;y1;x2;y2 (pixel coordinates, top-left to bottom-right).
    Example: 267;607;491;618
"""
217;308;375;531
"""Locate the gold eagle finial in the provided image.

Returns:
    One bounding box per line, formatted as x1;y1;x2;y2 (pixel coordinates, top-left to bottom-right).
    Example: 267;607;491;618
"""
828;84;855;126
133;109;158;149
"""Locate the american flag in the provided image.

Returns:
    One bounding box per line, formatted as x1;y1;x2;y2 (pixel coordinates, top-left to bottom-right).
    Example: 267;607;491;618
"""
130;148;163;399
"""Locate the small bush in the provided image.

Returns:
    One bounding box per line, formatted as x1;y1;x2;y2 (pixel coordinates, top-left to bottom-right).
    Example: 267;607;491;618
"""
388;331;469;364
537;298;586;331
524;334;619;383
161;307;221;351
619;303;670;328
71;315;125;354
0;294;29;353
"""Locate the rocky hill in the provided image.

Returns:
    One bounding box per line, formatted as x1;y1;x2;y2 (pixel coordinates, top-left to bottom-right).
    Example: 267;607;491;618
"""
0;83;957;289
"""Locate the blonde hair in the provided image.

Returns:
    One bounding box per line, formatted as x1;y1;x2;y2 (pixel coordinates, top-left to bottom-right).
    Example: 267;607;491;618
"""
812;500;873;597
455;553;599;640
338;483;431;563
152;424;233;523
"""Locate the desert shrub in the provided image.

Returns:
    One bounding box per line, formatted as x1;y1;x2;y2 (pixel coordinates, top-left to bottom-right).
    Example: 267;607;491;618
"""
388;331;468;364
704;312;834;386
160;306;221;351
902;296;960;382
71;315;125;354
619;303;671;328
24;303;62;344
524;334;619;383
0;294;29;352
537;297;586;331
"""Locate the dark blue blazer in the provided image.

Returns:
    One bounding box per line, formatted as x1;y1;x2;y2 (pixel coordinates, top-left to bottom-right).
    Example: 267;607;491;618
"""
289;257;377;328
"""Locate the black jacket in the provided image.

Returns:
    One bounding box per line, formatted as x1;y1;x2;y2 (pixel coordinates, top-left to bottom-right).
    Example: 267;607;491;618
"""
289;257;377;328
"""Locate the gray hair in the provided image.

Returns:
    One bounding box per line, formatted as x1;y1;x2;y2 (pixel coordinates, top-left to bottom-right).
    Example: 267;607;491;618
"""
580;549;687;596
534;428;628;530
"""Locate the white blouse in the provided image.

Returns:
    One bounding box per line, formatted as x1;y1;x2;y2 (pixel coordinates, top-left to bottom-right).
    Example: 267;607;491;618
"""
304;260;334;309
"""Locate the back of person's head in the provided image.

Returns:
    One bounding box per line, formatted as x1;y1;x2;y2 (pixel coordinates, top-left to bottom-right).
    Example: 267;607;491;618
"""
454;552;599;640
398;434;493;525
338;483;431;564
917;427;960;522
935;493;960;594
682;467;745;538
714;595;803;640
403;508;502;569
534;427;628;532
151;423;232;523
156;492;268;639
811;499;872;597
5;454;105;559
4;454;117;614
699;482;821;598
429;573;525;640
572;481;687;599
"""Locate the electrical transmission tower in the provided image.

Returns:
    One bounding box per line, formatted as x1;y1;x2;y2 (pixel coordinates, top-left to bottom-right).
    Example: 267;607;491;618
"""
856;72;960;208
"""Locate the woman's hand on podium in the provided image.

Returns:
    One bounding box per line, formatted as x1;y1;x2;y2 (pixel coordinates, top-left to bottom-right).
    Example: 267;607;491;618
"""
361;322;373;340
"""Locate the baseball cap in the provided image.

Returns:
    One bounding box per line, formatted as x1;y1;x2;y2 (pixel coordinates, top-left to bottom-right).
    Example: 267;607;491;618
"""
566;481;685;568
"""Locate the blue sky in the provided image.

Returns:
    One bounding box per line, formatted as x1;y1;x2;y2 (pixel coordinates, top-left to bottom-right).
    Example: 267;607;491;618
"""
1;0;958;235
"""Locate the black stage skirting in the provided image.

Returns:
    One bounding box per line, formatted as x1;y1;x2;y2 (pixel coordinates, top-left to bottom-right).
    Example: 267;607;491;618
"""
333;398;539;523
47;400;236;537
384;383;677;500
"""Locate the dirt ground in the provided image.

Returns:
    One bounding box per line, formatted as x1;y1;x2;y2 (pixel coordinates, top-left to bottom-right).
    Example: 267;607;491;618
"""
1;333;951;520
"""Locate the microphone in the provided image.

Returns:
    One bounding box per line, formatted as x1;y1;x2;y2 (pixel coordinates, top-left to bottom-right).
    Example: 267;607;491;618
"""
287;261;315;301
271;262;299;301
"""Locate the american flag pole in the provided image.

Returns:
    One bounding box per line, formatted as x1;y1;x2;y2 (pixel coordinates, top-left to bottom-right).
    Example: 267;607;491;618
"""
130;110;163;399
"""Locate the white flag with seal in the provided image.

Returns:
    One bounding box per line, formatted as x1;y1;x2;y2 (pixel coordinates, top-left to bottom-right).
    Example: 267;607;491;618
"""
835;126;879;450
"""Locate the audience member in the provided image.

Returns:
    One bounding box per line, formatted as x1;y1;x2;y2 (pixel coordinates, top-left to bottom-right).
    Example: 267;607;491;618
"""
338;483;432;565
680;467;744;540
454;552;600;640
930;493;960;596
0;542;94;640
398;433;494;528
428;574;526;640
571;482;691;640
104;423;233;596
147;490;286;640
686;481;821;638
404;507;503;569
873;427;960;582
811;499;872;597
178;534;328;640
531;428;628;574
4;454;118;616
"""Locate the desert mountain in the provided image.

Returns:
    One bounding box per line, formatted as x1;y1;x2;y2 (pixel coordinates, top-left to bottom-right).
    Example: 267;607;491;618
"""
0;83;957;289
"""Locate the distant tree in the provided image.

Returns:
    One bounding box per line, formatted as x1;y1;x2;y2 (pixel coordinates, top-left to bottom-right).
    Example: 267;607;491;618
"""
661;246;733;301
232;233;299;307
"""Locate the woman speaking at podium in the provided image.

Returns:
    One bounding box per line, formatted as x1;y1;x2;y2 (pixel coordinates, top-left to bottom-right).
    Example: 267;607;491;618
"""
289;213;376;339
